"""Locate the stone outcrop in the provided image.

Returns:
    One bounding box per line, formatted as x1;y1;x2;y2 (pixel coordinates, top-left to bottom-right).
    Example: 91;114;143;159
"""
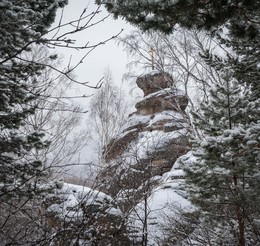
104;72;189;164
98;72;190;211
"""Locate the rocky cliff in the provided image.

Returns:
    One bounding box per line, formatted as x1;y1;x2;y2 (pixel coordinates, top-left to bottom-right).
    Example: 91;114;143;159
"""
98;72;190;207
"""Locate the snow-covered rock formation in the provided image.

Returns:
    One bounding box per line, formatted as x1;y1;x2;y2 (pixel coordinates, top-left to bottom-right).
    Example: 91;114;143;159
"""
104;72;189;164
44;183;130;245
98;71;190;206
94;71;195;245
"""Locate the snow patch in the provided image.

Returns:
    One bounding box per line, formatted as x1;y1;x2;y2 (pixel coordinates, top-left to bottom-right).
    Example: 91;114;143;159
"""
128;152;194;245
46;183;121;220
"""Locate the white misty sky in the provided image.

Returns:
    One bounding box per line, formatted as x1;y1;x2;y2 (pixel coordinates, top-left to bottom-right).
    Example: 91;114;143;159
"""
52;0;137;93
49;1;143;173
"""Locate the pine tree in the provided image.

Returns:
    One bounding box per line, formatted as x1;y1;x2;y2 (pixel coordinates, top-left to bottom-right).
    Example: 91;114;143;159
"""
183;67;260;245
96;0;259;33
229;25;260;101
0;0;67;200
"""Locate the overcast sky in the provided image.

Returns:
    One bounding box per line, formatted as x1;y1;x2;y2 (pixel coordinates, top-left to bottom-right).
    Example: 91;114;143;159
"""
52;0;137;94
50;1;141;172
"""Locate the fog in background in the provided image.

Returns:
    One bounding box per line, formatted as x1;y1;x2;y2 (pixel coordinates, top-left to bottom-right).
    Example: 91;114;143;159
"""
50;0;141;182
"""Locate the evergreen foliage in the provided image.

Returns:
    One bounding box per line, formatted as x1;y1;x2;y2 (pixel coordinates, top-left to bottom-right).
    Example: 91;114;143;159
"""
0;0;67;200
96;0;259;34
229;29;260;101
183;68;260;244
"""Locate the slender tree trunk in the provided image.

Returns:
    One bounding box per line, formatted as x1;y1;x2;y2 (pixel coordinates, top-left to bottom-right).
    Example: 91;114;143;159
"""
142;192;148;246
237;205;245;246
227;80;245;245
234;176;245;246
232;163;245;246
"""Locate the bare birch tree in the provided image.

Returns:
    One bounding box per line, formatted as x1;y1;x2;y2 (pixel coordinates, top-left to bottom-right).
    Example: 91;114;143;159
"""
89;69;129;164
22;46;90;180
